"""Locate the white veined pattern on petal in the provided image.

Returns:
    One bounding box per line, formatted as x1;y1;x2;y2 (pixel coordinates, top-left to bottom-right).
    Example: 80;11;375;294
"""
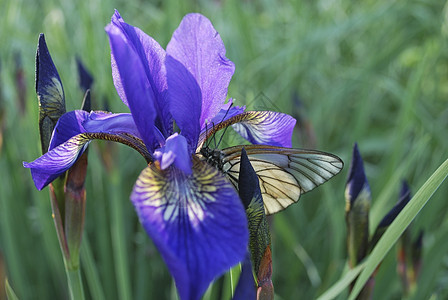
131;156;240;228
199;144;343;215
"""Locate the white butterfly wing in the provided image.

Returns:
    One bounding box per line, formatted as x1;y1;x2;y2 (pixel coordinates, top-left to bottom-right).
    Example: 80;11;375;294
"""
221;145;343;215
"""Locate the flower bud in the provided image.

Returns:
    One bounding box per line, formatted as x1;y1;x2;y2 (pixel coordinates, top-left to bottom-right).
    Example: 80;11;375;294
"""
345;143;371;267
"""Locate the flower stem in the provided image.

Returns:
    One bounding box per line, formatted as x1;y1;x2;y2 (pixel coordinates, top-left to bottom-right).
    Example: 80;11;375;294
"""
65;267;85;300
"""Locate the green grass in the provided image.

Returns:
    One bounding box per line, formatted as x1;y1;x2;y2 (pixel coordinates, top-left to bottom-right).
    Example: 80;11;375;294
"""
1;0;448;299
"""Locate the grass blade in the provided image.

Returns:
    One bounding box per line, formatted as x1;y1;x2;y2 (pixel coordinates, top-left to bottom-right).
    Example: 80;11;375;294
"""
6;278;19;300
316;264;364;300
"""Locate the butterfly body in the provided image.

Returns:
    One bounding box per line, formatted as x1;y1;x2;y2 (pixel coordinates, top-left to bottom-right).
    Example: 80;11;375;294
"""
199;147;226;170
199;144;343;215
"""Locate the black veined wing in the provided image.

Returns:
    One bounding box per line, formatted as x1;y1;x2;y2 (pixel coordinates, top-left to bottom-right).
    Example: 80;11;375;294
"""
200;144;343;215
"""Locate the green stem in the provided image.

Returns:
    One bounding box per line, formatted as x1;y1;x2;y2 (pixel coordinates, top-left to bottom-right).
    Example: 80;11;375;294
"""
65;267;85;300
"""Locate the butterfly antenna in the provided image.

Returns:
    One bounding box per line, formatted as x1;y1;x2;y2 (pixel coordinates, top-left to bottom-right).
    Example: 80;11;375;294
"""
211;122;218;148
204;121;210;148
216;102;233;148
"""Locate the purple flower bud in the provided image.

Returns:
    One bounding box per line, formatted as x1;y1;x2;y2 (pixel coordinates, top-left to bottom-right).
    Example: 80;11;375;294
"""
345;143;371;267
36;34;66;154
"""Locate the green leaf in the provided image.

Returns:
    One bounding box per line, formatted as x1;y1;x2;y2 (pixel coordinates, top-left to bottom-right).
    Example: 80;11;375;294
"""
349;158;448;300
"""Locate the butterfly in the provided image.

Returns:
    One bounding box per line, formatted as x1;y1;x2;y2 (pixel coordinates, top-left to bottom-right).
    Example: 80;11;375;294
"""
199;144;343;215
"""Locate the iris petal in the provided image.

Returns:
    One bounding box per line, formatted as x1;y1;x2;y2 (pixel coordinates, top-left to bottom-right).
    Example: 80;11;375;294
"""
208;99;245;129
24;134;91;190
166;56;201;152
108;11;172;137
231;111;296;148
25;111;151;190
25;131;151;191
106;13;165;151
131;157;248;300
49;110;140;150
196;99;246;150
166;13;235;129
196;111;296;151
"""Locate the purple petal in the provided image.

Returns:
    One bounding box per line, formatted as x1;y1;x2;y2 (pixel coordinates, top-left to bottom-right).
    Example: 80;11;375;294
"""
82;111;141;138
153;133;192;174
49;110;140;150
230;111;296;147
131;157;248;300
166;56;201;152
208;99;245;129
24;134;92;190
166;13;235;128
76;57;94;91
195;100;246;151
378;181;411;228
107;11;168;150
25;110;145;190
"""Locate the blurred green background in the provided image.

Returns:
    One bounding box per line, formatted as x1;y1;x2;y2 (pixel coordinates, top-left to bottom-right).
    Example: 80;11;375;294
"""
1;0;448;299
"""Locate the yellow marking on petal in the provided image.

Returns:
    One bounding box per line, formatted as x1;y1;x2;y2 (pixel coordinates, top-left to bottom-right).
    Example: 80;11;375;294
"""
133;157;232;228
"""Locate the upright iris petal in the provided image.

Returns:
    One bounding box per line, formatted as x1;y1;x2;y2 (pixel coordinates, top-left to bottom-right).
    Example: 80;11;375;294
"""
166;13;235;129
107;10;172;150
166;56;202;152
107;26;158;151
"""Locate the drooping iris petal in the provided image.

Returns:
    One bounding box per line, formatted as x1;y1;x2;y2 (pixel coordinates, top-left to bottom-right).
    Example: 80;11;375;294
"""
208;99;246;129
106;16;162;151
153;133;192;174
195;101;245;151
231;111;296;148
49;110;141;150
166;13;235;129
25;131;151;191
49;110;86;149
166;56;202;152
131;157;248;300
25;110;152;190
24;134;91;190
196;111;296;150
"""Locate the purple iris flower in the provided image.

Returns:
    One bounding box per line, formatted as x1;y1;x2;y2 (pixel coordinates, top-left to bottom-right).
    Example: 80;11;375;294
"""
24;10;296;300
